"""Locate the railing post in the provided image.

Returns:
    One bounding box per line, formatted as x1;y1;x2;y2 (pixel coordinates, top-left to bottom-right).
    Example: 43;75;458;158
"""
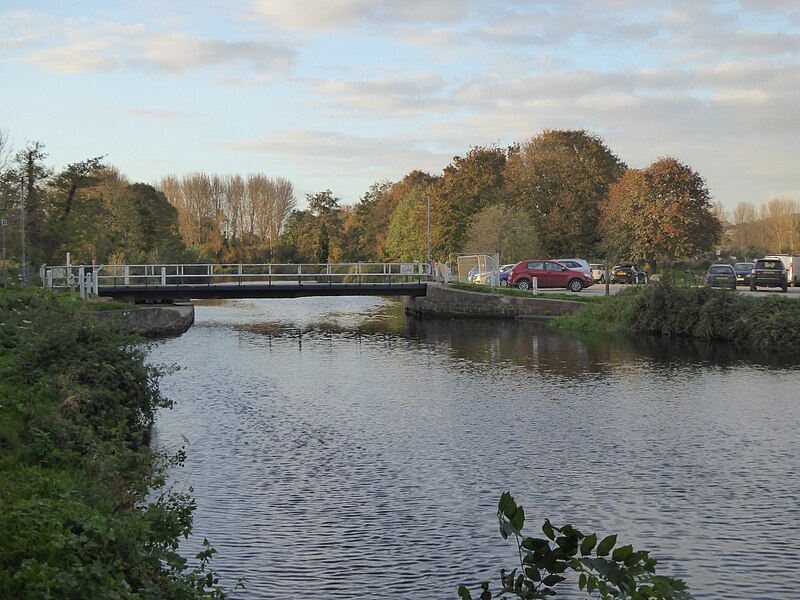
161;267;166;285
124;265;129;285
238;264;243;285
532;277;538;295
297;264;302;285
78;266;85;300
46;269;53;288
93;269;99;295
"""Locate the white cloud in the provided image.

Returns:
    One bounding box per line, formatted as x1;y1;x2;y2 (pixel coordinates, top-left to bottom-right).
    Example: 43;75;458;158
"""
248;0;465;31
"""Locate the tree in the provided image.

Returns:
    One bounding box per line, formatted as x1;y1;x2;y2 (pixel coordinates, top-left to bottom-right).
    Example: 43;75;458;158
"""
432;146;507;257
463;204;542;262
505;130;626;258
14;141;52;269
600;157;722;267
729;201;760;258
759;196;799;254
385;187;428;261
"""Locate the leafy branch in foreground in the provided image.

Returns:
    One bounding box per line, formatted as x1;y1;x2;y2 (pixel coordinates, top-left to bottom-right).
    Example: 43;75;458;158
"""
458;492;693;600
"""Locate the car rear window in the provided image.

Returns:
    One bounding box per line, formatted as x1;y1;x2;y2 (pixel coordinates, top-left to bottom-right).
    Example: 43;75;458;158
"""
709;265;733;274
757;260;782;269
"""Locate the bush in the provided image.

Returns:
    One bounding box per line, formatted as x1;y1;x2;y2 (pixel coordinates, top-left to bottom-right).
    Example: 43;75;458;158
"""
0;288;232;598
552;279;800;355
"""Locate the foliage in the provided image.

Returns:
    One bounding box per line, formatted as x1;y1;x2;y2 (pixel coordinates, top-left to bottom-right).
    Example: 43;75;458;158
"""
552;279;800;354
506;130;626;258
0;288;234;598
463;204;541;263
459;492;692;600
432;146;508;256
601;158;721;266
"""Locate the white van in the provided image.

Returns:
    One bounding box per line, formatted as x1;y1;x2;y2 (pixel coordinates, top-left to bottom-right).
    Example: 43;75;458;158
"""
765;255;800;286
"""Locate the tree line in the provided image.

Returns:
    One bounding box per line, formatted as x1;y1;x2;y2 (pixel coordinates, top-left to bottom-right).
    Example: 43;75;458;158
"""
1;127;797;277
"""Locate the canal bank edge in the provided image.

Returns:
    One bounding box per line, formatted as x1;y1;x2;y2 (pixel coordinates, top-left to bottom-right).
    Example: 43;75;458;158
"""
90;303;195;336
405;283;583;319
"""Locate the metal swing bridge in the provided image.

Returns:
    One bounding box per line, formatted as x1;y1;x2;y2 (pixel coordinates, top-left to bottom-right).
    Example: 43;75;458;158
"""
41;262;433;302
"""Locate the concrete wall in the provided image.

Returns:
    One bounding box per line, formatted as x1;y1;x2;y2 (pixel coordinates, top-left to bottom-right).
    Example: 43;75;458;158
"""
404;283;584;319
90;304;195;337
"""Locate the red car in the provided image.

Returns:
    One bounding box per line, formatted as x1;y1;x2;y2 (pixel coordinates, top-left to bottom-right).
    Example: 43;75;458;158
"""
508;260;594;292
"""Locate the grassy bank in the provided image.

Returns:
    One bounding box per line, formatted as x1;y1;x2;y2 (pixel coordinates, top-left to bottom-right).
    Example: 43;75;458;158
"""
0;288;226;598
552;280;800;354
449;281;605;303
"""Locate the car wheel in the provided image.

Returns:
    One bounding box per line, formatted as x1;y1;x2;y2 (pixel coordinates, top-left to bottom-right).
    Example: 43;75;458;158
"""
750;285;757;292
499;279;508;287
568;278;583;292
782;283;788;293
516;279;531;291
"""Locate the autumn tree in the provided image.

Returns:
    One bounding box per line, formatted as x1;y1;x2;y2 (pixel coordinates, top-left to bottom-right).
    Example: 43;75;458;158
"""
432;146;507;257
729;201;762;258
600;157;722;267
505;130;626;258
463;204;541;263
759;196;799;254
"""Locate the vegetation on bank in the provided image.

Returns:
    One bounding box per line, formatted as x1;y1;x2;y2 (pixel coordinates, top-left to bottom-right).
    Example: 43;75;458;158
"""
552;280;800;354
0;288;229;598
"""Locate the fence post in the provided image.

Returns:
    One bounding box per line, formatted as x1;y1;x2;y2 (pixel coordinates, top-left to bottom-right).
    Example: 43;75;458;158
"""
161;267;166;285
124;265;130;285
78;266;85;300
93;269;99;295
46;269;53;288
532;277;538;295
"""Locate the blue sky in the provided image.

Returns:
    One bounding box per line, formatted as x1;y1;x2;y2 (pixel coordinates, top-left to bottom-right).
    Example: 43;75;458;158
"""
1;0;799;210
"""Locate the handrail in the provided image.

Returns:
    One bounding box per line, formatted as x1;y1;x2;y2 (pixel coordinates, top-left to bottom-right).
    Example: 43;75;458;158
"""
41;262;434;295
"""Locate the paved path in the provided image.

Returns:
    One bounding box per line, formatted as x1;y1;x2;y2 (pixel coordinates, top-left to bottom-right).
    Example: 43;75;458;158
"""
532;282;800;298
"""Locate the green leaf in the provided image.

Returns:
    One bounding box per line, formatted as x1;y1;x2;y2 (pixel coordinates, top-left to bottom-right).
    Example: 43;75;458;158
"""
510;506;525;532
541;574;566;587
612;544;633;562
499;492;517;519
522;537;551;552
457;585;472;600
525;566;541;582
579;573;587;590
580;533;597;556
596;534;617;557
542;520;556;541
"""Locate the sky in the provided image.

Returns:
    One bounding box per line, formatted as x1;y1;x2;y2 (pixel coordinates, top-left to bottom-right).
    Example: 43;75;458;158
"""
1;0;799;210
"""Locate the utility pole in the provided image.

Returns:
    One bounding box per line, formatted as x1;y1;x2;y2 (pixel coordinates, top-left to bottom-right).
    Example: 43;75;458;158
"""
1;217;7;287
426;192;431;262
20;178;27;284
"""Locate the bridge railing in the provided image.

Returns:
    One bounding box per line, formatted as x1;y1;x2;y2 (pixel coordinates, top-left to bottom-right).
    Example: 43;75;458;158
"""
41;262;433;294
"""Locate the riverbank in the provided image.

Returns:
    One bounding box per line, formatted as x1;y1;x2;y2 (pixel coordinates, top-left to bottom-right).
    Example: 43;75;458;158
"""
91;302;195;337
405;282;587;318
0;288;224;598
552;279;800;354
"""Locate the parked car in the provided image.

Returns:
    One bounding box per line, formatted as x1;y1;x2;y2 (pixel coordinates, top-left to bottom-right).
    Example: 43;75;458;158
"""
589;263;606;283
508;260;594;292
498;263;516;287
705;264;736;289
733;262;754;286
750;258;788;293
552;258;592;278
466;266;479;283
610;264;648;284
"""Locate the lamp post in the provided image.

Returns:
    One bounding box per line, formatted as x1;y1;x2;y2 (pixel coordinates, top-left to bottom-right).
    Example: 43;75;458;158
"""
1;217;7;287
426;192;431;263
19;178;27;285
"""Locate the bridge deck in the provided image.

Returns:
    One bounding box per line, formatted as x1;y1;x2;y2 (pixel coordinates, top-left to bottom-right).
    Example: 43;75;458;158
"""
99;282;429;302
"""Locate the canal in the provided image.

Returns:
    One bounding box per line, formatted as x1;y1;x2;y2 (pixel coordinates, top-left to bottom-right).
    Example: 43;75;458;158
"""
149;296;799;599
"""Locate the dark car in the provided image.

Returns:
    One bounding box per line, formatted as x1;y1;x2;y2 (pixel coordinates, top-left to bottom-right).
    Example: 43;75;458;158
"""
498;263;516;287
508;260;594;292
705;264;736;289
610;264;648;284
733;262;754;286
750;258;788;293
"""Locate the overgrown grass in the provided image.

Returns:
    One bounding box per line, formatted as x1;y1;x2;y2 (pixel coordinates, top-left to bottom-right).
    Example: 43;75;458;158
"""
0;287;229;598
552;280;800;354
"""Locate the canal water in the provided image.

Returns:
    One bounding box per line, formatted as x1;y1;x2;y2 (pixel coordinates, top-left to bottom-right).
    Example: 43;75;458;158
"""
149;296;799;599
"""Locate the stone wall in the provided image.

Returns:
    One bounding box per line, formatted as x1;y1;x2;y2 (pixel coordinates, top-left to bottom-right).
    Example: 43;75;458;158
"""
404;283;584;319
90;304;195;337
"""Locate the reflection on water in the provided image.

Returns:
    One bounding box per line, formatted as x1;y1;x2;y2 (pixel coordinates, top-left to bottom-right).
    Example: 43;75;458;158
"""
151;297;800;599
